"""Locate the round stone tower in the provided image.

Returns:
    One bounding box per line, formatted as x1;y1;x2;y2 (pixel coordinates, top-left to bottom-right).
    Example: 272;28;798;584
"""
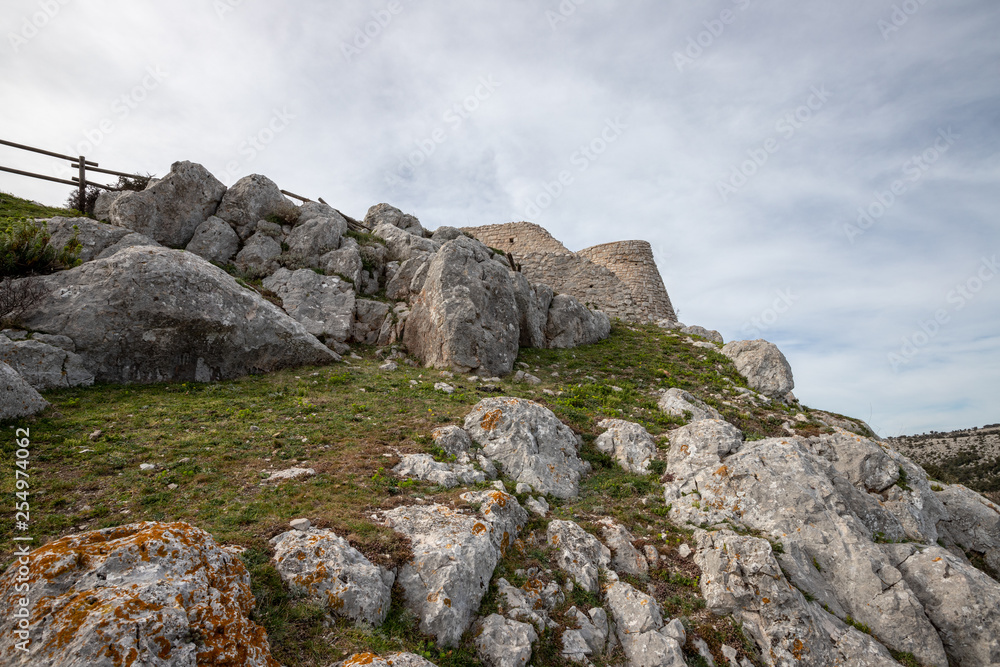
577;240;676;322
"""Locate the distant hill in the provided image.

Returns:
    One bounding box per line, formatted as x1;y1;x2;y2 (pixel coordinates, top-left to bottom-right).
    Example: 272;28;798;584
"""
888;424;1000;502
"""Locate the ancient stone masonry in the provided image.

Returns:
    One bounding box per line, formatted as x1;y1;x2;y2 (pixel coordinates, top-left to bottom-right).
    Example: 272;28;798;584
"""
462;222;676;323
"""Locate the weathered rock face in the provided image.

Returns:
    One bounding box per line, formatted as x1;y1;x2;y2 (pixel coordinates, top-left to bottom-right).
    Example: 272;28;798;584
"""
666;425;955;665
935;483;1000;574
657;388;722;422
464;397;589;498
680;325;723;343
0;337;93;390
214;174;297;240
595;419;658;474
562;606;611;663
373;222;440;262
404;237;520;376
475;614;537;667
544;294;611;349
186;215;241;264
0;522;279;666
270;527;395;626
386;255;432;302
109;161;227;247
511;272;553;349
324;245;364;284
663;419;743;494
598;518;648;576
383;491;526;647
695;530;901;667
285;215;347;268
18;246;338;383
341;653;439;667
365;202;427;237
603;574;686;667
392;453;486;488
0;360;48;419
720;339;794;399
263;268;355;344
93;189;122;222
495;576;564;632
41;217;135;262
547;520;611;593
353;299;391;345
235;231;282;276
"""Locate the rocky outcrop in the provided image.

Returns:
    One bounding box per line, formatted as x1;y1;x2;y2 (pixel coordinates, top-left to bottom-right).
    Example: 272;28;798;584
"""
262;268;355;344
0;522;278;666
392;453;486;488
475;614;537;667
657;387;722;422
42;217;137;262
285;214;347;268
383;491;527;647
235;230;282;276
547;520;611;593
595;419;658;474
403;236;519;376
18;246;337;383
545;294;611;349
365;203;428;237
270;526;395;626
721;339;795;399
186;215;241;264
0;360;48;419
464;397;589;498
935;483;1000;574
0;336;93;390
511;272;553;349
598;518;649;576
109;161;227;247
604;573;686;667
214;174;297;240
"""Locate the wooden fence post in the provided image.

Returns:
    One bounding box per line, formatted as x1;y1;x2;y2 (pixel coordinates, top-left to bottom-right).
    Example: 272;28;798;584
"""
77;156;86;210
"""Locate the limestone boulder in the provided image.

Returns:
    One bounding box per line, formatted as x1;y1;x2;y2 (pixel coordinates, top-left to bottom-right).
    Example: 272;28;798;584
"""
17;246;338;383
341;653;438;667
323;245;364;284
384;491;526;647
262;268;355;344
404;236;520;376
385;255;431;302
598;518;648;576
721;339;794;399
372;222;440;262
663;419;743;496
547;520;611;593
595;419;658;474
95;231;160;260
214;174;297;240
495;576;564;632
0;361;48;419
186;216;241;264
0;521;278;666
353;299;391;345
936;483;1000;573
544;294;611;349
41;217;133;262
270;527;394;626
109;160;226;247
681;325;723;343
431;226;464;242
562;606;611;663
392;454;485;488
604;575;686;667
511;272;553;349
235;231;282;277
474;614;537;667
285;215;348;268
0;337;93;390
431;425;474;460
365;203;427;237
657;388;722;422
92;189;123;222
464;397;589;498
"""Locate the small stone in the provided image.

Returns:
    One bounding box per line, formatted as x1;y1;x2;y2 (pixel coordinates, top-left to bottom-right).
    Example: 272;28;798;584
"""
678;543;692;558
491;480;506;491
440;370;454;378
88;430;101;440
380;361;399;371
722;644;739;663
644;544;659;567
515;482;533;494
795;413;808;423
525;496;549;516
611;386;623;392
249;425;259;432
434;382;454;394
167;483;178;490
289;518;311;531
139;463;155;471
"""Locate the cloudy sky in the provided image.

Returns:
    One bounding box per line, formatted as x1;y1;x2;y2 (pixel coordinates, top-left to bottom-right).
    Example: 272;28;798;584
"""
2;0;998;436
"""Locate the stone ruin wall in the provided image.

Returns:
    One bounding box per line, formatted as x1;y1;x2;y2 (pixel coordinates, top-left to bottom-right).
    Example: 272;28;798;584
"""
461;222;677;324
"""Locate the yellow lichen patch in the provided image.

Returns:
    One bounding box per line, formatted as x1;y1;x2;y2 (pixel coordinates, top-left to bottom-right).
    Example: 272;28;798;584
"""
792;638;806;659
761;597;770;604
481;409;503;431
472;522;488;535
344;652;378;667
443;598;452;607
714;465;729;477
488;491;509;507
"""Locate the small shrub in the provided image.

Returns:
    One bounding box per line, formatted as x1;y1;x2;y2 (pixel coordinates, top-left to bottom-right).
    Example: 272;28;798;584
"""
0;276;47;327
0;218;81;276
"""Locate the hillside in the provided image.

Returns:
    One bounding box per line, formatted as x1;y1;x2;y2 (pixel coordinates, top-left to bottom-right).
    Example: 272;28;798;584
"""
888;425;1000;503
1;180;999;667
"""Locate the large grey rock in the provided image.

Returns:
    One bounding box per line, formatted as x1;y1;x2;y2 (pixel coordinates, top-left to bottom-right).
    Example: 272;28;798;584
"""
681;325;723;343
598;518;648;575
668;430;949;665
935;483;1000;574
235;231;282;277
95;231;160;260
663;419;743;496
495;576;564;632
215;174;297;240
431;226;464;242
0;337;93;390
384;490;526;647
41;217;133;263
262;268;355;343
322;245;364;285
544;294;611;349
372;222;440;262
511;273;553;349
340;654;438;667
353;299;391;345
92;189;123;222
695;530;901;667
365;203;427;237
595;419;658;474
547;520;611;593
886;543;1000;666
0;521;278;666
404;236;520;376
474;614;537;667
385;255;431;302
464;397;589;498
109;161;227;247
721;339;795;398
17;246;338;383
185;215;240;264
431;425;474;460
562;606;610;662
392;454;485;488
270;527;394;626
657;388;722;422
0;360;48;418
285;215;348;268
604;575;686;667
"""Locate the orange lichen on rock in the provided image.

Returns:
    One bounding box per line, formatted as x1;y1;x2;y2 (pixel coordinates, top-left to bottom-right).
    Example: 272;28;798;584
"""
480;408;503;431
